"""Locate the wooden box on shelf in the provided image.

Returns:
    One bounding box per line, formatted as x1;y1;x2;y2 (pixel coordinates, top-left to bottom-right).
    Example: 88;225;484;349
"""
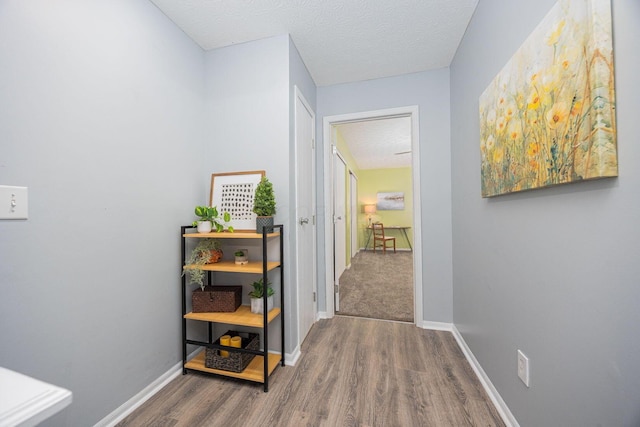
205;331;259;373
192;286;242;313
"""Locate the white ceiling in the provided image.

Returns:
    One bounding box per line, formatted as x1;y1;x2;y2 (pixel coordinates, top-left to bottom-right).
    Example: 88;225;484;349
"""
336;117;412;170
148;0;477;169
148;0;479;87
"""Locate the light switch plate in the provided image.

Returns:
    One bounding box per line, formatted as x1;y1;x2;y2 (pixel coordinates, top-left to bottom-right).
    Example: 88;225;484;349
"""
0;185;28;220
517;349;530;387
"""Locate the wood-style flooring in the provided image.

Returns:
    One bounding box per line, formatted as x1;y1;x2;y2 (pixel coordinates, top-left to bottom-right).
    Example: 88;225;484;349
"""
117;316;505;427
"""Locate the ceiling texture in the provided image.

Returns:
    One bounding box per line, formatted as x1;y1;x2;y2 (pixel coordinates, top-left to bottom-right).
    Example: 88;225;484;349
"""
336;117;412;170
149;0;478;168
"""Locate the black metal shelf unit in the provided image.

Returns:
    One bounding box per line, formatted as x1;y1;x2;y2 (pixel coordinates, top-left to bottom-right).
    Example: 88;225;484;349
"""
180;224;284;392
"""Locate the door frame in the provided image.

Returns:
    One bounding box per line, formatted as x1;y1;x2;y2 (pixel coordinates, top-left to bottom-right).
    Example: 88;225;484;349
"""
294;86;317;348
322;106;422;326
349;170;358;260
333;149;348;311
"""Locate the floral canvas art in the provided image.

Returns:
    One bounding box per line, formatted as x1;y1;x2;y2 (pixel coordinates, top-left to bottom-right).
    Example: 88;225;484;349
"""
479;0;616;197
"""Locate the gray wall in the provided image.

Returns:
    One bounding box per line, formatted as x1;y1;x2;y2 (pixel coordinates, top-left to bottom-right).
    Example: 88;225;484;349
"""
316;69;453;323
0;0;205;425
203;35;297;354
450;0;640;425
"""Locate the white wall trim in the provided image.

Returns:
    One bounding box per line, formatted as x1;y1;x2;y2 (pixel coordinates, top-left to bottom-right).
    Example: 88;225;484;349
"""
94;350;197;427
316;311;330;320
96;346;300;426
322;106;422;326
420;320;454;331
451;325;519;427
285;346;301;366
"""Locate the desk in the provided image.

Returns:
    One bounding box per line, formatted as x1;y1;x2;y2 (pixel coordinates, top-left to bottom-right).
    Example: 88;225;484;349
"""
365;225;412;251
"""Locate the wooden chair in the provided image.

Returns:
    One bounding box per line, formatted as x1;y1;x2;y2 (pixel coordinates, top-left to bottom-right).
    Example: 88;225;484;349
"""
372;223;396;253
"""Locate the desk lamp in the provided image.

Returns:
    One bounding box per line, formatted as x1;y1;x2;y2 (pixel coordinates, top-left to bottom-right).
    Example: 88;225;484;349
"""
364;204;376;226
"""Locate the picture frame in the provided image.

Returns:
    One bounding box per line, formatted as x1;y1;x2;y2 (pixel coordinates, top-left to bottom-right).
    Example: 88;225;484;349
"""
210;170;265;231
478;0;617;197
377;192;404;210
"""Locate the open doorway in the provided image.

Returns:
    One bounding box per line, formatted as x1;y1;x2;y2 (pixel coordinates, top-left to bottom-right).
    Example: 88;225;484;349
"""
323;106;423;326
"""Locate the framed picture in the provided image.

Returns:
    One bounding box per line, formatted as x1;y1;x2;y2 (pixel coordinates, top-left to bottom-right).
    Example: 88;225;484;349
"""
478;0;617;197
377;192;404;210
210;170;265;231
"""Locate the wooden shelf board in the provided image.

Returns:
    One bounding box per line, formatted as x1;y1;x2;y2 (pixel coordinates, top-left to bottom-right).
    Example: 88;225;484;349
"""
184;305;281;327
183;231;280;239
185;350;282;383
184;260;280;273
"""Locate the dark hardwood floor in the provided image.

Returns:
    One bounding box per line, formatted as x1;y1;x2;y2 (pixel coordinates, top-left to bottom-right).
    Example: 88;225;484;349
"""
118;316;505;427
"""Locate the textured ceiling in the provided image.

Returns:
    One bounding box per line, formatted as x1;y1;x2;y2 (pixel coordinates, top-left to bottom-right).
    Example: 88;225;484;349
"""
336;117;412;170
148;0;479;86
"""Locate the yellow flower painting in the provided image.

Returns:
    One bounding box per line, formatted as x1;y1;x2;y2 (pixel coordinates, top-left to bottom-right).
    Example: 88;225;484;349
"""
479;0;617;197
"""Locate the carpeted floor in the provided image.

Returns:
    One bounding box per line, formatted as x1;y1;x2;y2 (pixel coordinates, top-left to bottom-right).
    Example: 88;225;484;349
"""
337;250;413;322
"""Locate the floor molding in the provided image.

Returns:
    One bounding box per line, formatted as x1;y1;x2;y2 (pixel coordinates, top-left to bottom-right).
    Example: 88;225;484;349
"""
96;347;300;426
317;311;331;320
451;325;519;427
285;346;301;366
95;354;191;427
420;320;454;331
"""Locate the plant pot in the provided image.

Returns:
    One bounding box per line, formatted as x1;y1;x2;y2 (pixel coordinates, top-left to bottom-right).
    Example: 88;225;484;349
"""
250;296;273;314
196;221;213;233
234;249;248;265
207;249;223;264
255;216;274;234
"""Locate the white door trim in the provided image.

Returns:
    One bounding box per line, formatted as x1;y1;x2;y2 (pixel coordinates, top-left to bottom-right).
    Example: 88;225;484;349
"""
322;106;422;326
294;86;317;348
349;171;358;259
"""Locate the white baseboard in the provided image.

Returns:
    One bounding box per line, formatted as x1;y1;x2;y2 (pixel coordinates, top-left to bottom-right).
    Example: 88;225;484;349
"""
285;346;301;366
316;311;331;320
451;326;519;427
95;354;190;427
420;320;454;331
96;346;299;426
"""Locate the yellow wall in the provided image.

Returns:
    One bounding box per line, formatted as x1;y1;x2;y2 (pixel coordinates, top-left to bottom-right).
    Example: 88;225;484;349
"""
358;167;413;250
334;128;413;259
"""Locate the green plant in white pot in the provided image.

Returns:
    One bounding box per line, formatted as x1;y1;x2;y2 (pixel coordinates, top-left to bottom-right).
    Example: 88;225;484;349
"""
234;249;248;265
252;176;276;233
192;205;234;233
248;278;274;314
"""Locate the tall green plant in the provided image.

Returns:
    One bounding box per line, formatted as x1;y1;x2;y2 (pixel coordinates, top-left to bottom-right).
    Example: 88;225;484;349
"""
253;177;276;217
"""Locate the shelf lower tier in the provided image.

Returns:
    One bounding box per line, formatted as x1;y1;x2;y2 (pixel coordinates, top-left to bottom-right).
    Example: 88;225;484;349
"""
185;349;281;383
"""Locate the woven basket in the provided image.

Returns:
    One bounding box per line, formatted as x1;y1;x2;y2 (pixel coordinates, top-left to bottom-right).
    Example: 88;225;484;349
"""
205;331;259;372
192;286;242;313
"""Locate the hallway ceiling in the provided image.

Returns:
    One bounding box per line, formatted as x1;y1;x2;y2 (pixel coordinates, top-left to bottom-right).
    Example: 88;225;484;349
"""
148;0;479;86
336;117;412;170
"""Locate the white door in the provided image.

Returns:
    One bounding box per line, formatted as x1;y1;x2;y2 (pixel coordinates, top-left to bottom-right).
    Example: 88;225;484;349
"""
294;87;316;345
334;150;347;311
350;172;358;258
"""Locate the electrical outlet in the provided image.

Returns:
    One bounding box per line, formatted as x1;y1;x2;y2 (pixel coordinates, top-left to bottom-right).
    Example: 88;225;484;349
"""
517;349;530;387
0;185;28;220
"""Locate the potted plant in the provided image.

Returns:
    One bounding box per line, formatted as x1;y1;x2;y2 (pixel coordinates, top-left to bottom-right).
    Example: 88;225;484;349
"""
234;249;248;265
248;278;274;314
192;205;234;233
253;176;276;233
182;239;223;290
